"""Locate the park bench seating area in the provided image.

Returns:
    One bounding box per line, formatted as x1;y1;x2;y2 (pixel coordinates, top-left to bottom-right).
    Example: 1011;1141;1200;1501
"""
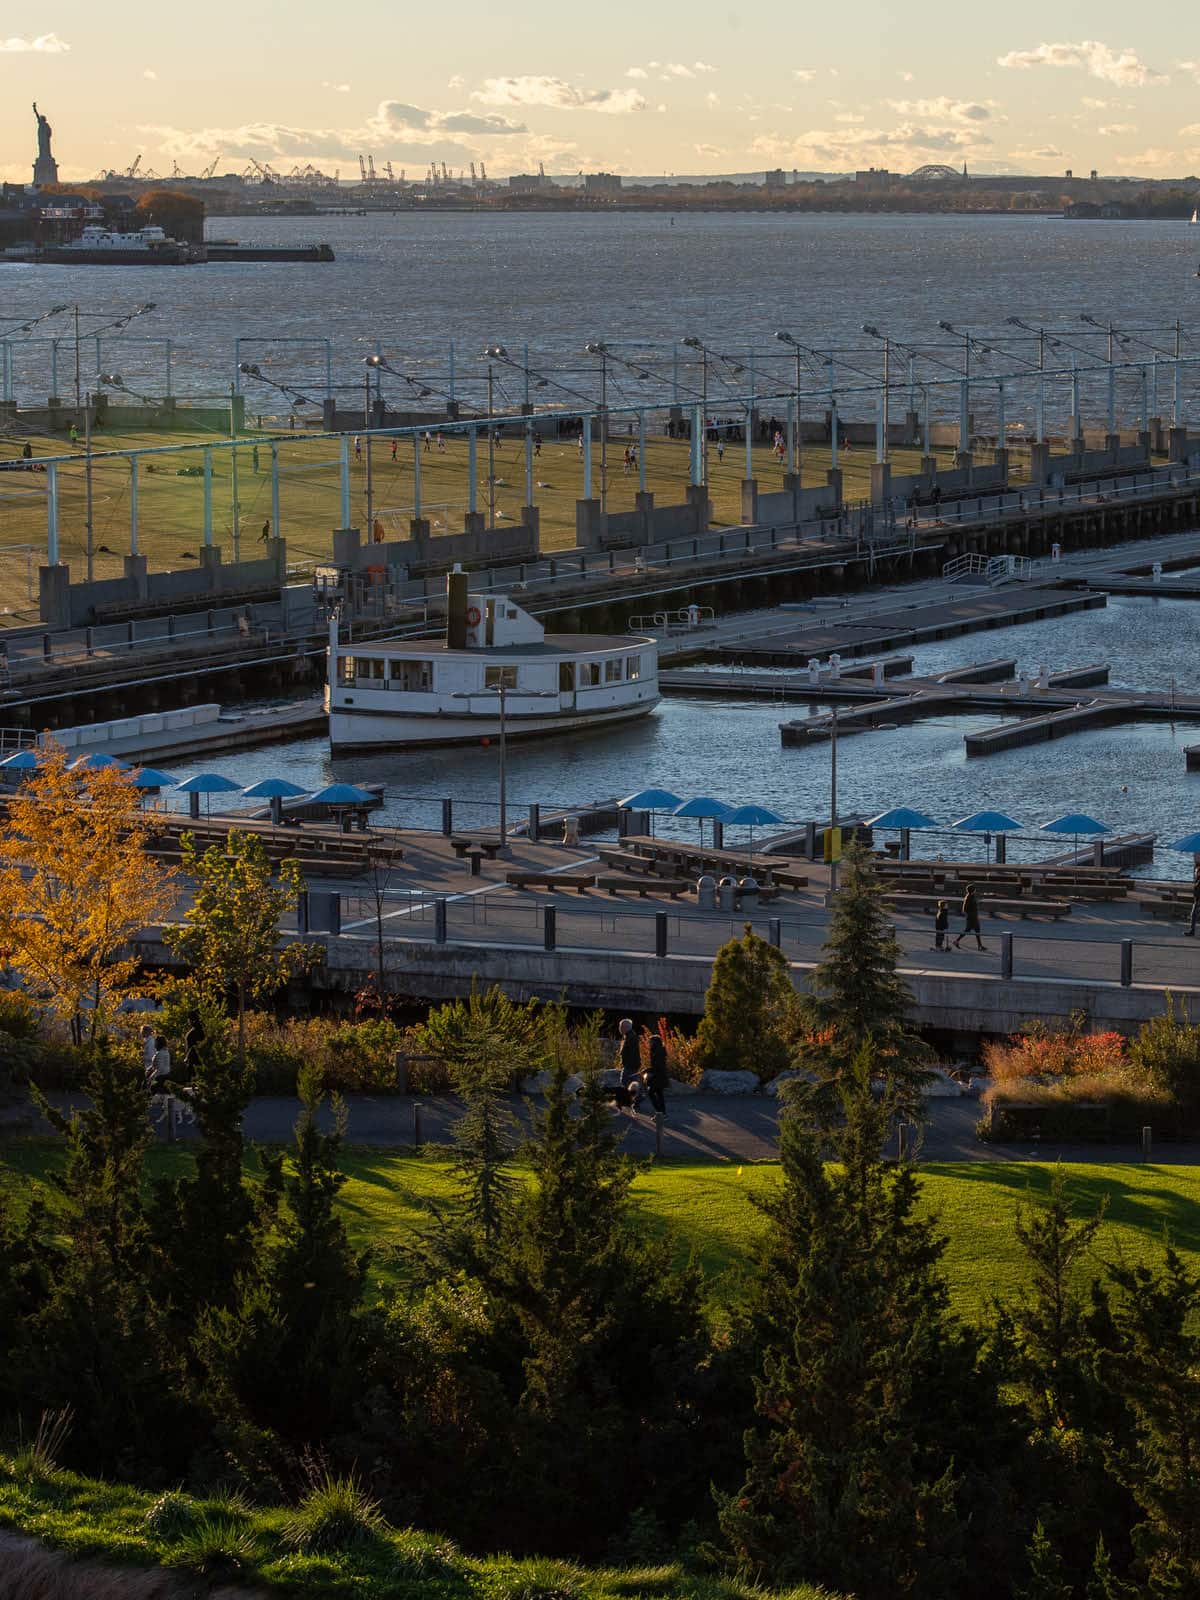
616;835;809;889
149;815;390;878
505;870;595;893
875;858;1129;901
450;835;504;861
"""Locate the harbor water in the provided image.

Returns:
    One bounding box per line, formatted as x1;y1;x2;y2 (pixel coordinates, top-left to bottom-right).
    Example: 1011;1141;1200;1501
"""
168;593;1200;878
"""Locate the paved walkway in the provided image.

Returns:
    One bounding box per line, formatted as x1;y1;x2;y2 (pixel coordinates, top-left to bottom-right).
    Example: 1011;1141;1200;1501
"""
9;1091;1195;1167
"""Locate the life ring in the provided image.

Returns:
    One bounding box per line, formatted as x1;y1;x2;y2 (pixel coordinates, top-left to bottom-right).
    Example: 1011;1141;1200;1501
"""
465;605;482;626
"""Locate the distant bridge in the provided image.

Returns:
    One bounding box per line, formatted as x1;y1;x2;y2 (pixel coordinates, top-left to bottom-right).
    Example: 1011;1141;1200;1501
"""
908;164;967;181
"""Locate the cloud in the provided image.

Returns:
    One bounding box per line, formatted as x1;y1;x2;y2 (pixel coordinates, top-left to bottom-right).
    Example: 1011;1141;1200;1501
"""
888;96;991;123
694;143;724;157
321;80;350;92
1097;122;1135;135
834;113;865;124
693;61;717;73
474;75;647;113
370;100;526;137
750;118;992;169
1007;145;1065;161
143;68;157;80
625;66;648;78
1180;123;1200;136
792;68;816;83
898;71;914;82
705;92;720;108
0;32;70;52
997;40;1166;87
1081;96;1110;108
447;74;464;90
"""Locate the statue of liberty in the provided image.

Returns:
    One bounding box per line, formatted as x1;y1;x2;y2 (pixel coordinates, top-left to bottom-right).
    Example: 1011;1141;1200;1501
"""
32;104;59;186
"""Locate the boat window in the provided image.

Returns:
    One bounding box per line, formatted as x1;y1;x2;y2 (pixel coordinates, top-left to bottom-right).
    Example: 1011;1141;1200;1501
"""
604;659;622;683
390;659;433;692
484;665;518;690
626;654;642;680
351;657;387;688
559;662;575;692
580;662;601;688
337;655;357;686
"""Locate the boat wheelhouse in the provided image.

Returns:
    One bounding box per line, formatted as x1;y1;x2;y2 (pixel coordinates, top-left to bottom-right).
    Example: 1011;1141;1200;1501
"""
325;572;659;752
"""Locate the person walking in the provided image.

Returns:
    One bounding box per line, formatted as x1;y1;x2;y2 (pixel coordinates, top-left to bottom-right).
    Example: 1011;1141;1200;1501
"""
1186;862;1200;935
390;436;398;461
353;434;362;462
617;1018;641;1109
953;884;987;951
644;1030;669;1118
716;435;725;464
260;518;271;542
150;1034;172;1090
182;1009;205;1075
252;444;260;475
932;899;950;952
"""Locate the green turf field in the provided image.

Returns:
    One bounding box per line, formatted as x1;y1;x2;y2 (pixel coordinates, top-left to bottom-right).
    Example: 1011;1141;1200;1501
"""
2;1140;1195;1321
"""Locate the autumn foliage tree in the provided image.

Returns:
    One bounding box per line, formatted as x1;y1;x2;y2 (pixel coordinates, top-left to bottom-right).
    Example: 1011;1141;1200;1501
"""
164;829;311;1064
0;745;176;1039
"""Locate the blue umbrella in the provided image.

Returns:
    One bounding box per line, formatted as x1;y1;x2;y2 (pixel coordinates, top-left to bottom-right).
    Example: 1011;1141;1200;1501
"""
725;803;787;827
70;752;128;770
176;772;243;793
130;767;178;788
952;810;1023;833
673;795;731;847
1041;812;1110;863
619;787;683;810
243;776;309;825
867;807;938;830
242;777;309;799
309;782;374;806
175;770;244;819
1170;832;1200;854
0;749;41;770
724;802;787;849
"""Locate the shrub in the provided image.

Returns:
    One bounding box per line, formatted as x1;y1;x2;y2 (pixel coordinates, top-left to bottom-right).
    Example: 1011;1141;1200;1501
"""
1128;995;1200;1125
388;1528;464;1580
282;1472;385;1553
143;1490;198;1540
640;1018;703;1085
9;1408;72;1481
161;1514;258;1578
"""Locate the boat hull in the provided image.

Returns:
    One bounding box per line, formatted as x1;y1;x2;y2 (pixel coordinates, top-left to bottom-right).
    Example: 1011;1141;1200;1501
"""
329;695;660;753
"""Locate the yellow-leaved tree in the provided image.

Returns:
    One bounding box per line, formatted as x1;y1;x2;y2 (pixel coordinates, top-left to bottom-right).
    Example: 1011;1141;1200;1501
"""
0;744;177;1039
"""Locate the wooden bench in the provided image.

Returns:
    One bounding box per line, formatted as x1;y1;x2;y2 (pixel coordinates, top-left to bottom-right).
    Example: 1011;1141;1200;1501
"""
597;875;688;898
506;871;595;893
450;835;503;861
885;891;1071;920
1134;895;1188;921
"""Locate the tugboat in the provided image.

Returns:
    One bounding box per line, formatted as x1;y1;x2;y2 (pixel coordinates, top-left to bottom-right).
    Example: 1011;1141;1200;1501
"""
39;223;192;264
326;568;660;752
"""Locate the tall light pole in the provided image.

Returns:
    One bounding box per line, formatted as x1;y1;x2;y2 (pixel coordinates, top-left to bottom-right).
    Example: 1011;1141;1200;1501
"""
484;344;508;527
774;330;805;475
861;324;891;464
363;354;382;537
681;336;709;485
585;341;609;510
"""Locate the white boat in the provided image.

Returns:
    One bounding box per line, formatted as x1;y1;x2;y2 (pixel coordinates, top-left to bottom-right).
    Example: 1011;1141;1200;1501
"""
325;572;660;752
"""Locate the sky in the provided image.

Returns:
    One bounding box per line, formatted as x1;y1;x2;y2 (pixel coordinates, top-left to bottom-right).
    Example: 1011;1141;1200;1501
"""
3;2;1200;185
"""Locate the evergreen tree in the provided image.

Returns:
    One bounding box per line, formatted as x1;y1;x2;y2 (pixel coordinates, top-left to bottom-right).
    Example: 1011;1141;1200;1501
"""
1017;1522;1073;1600
796;838;931;1112
1087;1537;1141;1600
994;1168;1130;1585
150;987;280;1326
29;1042;183;1476
481;1054;711;1556
195;1064;367;1455
720;1058;1018;1599
696;922;795;1080
1102;1249;1200;1596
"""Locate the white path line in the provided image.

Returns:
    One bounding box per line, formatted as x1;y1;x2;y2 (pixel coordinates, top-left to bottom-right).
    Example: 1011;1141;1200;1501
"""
340;852;600;930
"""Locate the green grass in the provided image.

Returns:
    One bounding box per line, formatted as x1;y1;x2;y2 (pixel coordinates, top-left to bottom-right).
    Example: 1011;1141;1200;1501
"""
1;1139;1197;1320
0;1455;839;1599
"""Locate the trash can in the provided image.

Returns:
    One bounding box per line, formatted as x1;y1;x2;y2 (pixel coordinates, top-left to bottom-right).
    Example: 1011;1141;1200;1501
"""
697;873;717;911
738;876;760;911
717;876;736;913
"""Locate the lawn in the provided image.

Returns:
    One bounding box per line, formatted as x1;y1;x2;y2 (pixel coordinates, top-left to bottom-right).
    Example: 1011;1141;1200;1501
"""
2;1139;1196;1321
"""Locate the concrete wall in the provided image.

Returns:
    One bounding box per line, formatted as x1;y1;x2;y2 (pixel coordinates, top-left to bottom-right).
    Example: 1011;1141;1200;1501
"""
44;703;222;753
42;544;286;627
332;519;538;577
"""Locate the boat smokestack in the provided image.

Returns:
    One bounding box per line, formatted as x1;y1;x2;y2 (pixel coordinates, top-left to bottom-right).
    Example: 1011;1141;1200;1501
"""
446;564;468;649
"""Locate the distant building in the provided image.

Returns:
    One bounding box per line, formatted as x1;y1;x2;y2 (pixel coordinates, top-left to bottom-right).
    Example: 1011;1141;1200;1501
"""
855;168;892;188
764;168;788;190
508;172;552;192
583;172;622;194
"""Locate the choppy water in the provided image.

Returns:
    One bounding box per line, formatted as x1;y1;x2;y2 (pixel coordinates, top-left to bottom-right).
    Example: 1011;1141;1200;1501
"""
5;211;1200;427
